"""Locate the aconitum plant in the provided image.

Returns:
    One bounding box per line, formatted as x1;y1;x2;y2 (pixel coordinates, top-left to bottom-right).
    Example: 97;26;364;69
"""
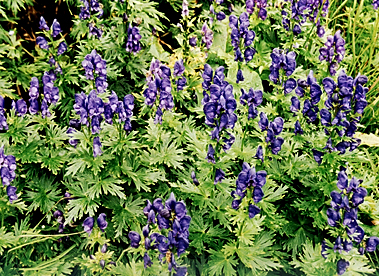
319;30;346;76
246;0;267;20
0;146;17;203
258;112;285;155
126;24;142;54
269;48;296;84
231;162;267;218
229;13;257;62
323;169;370;275
143;58;180;123
129;193;190;275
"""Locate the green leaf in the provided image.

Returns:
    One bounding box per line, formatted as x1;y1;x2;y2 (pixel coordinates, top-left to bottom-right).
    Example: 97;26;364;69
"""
207;249;238;276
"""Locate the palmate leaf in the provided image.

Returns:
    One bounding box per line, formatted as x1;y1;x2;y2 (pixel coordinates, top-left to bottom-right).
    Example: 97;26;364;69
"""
237;232;282;274
105;196;144;239
0;227;17;255
120;154;166;192
25;176;61;219
190;212;230;254
65;180;100;223
39;148;68;175
143;139;185;170
207;249;238;276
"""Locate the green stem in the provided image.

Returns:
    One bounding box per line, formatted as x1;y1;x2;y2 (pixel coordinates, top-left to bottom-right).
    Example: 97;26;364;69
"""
241;128;247;152
19;245;75;271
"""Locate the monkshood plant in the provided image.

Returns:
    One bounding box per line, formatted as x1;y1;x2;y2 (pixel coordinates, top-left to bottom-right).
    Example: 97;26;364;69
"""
0;0;378;275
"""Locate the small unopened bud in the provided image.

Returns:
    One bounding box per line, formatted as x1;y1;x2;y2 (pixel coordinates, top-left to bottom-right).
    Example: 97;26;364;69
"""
100;259;105;269
101;243;108;253
123;13;128;22
90;255;95;260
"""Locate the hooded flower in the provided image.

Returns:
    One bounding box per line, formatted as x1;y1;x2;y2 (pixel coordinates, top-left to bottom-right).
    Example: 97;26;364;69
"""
83;217;95;236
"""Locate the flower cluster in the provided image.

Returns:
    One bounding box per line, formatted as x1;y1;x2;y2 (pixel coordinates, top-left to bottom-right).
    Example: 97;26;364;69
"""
126;24;142;54
29;77;40;115
312;71;367;163
0;97;8;130
323;170;369;275
173;59;187;91
37;17;62;49
82;50;108;93
281;0;329;37
201;23;213;49
374;0;379;9
128;193;190;275
258;112;285;155
231;162;267;219
319;30;346;76
143;58;176;124
202;65;237;141
0;146;17;203
240;87;263;120
246;0;267;20
42;70;59;106
82;213;108;236
229;13;257;63
269;48;296;84
79;0;104;38
72;89;134;157
202;64;237;181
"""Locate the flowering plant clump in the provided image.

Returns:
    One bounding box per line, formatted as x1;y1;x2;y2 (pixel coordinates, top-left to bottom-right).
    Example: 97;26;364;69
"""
129;193;190;275
0;0;378;274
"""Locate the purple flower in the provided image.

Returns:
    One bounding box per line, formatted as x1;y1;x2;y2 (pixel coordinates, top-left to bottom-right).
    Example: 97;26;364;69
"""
293;24;301;35
270;137;284;155
182;0;189;17
191;171;200;185
337;170;348;190
174;60;185;77
36;36;49;50
217;12;226;21
312;149;324;164
128;231;141;248
6;186;18;203
214;168;225;185
15;100;27;116
327;208;340;227
255;145;264;162
284;78;297;94
258;112;269;131
201;23;213;49
51;19;62;37
206;145;216;163
97;213;108;231
366;236;379;252
93;136;102;158
144;252;153;268
236;69;244;83
57;42;67;55
189;36;197;47
337;259;349;275
39;17;49;31
248;204;261;218
244;47;256;62
83;217;95;236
